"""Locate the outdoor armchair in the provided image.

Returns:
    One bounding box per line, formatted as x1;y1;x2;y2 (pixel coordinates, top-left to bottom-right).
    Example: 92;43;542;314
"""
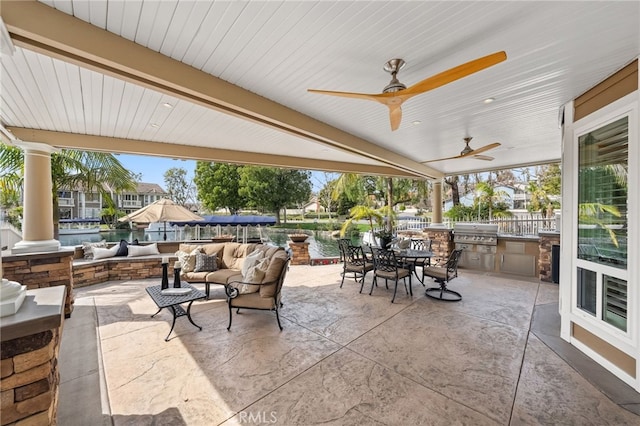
423;249;463;301
225;254;290;331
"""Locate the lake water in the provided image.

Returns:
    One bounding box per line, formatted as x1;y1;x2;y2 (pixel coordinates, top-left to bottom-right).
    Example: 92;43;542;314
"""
59;228;361;258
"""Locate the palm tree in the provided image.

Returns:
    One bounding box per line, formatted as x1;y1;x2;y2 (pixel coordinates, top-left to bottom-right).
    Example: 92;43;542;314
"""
339;205;383;237
0;144;137;237
476;182;510;220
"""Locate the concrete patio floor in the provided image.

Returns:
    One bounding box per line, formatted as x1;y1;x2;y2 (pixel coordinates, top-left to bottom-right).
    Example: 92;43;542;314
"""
57;264;640;425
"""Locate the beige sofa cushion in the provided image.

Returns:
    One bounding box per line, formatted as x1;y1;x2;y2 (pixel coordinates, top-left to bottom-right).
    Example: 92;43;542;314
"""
206;269;243;285
229;291;277;310
222;243;259;270
260;249;288;298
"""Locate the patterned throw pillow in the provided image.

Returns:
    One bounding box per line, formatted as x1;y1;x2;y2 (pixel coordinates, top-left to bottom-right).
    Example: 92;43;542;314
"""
82;240;107;259
175;248;201;273
194;252;217;272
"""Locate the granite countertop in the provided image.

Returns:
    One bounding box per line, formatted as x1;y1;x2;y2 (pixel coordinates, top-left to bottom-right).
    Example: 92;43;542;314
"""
0;286;66;342
497;234;540;241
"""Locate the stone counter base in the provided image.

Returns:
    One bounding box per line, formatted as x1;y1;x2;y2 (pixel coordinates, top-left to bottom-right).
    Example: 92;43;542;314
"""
0;328;61;426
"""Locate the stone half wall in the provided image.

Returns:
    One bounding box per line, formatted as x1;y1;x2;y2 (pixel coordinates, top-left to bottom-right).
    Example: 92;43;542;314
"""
72;256;177;288
2;250;74;317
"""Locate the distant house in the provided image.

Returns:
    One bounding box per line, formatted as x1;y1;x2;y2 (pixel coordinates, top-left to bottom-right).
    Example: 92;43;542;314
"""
113;183;167;215
59;182;168;219
57;183;103;220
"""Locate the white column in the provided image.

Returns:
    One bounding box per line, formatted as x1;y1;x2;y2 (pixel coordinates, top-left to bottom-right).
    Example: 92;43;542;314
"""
430;179;444;227
12;142;60;254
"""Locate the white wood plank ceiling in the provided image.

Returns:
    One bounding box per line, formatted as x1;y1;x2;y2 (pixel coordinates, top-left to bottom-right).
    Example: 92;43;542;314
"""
1;0;639;178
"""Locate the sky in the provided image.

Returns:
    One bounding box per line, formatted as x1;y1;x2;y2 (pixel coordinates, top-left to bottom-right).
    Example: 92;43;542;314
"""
116;154;330;192
117;154;196;190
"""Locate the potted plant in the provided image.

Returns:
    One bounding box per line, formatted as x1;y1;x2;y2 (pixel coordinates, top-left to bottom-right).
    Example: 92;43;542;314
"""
375;228;394;249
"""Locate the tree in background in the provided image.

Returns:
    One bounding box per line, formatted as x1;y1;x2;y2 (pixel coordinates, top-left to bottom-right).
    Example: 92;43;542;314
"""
194;162;246;214
527;163;561;221
0;171;22;228
0;144;136;236
239;167;311;224
316;176;337;219
475;181;511;220
163;167;196;206
444;175;461;206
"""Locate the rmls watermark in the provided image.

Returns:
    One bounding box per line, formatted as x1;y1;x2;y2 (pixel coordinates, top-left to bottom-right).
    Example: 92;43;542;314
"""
238;411;278;424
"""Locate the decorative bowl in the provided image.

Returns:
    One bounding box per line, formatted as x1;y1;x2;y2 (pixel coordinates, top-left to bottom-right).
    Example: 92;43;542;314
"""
288;234;309;243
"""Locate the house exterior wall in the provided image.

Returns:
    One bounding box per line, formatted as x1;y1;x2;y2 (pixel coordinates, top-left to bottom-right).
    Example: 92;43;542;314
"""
561;58;639;390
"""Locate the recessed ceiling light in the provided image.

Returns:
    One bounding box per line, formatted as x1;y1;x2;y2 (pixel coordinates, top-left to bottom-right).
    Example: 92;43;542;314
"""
412;120;421;125
150;123;159;128
483;97;495;104
162;102;173;108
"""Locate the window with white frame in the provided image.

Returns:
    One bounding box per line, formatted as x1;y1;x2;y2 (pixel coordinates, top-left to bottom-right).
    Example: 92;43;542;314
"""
576;115;628;332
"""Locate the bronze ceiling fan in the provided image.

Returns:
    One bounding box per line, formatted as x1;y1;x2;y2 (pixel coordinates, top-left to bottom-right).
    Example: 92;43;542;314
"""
422;137;500;163
308;51;506;131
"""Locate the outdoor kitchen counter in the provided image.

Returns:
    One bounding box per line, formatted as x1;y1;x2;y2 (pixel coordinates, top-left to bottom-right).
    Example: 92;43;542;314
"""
495;235;539;277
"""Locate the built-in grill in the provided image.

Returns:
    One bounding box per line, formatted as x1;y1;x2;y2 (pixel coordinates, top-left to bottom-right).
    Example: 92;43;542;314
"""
454;223;499;271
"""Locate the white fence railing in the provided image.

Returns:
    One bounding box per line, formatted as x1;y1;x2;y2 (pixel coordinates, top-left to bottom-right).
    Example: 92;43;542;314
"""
393;215;558;236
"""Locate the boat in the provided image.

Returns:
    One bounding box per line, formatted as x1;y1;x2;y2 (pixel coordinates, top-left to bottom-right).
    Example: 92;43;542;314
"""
144;222;178;233
58;218;101;235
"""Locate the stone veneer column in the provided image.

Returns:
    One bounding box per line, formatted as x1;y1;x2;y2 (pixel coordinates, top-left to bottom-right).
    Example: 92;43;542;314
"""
288;242;310;265
431;180;443;226
12;142;60;254
423;227;453;262
539;231;561;282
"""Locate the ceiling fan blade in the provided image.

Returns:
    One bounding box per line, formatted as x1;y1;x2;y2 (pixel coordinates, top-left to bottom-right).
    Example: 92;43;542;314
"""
389;105;402;131
307;89;381;102
467;142;501;156
401;51;507;98
422;142;501;163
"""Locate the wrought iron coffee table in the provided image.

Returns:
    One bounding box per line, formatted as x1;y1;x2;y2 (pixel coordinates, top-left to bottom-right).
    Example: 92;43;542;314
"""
146;283;206;341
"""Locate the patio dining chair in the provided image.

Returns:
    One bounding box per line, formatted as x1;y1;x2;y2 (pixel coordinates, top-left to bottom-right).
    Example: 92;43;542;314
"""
423;249;463;302
402;238;432;284
340;242;374;292
369;247;412;303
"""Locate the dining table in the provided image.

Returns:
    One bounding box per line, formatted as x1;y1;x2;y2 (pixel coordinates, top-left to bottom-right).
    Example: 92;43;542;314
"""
393;249;434;284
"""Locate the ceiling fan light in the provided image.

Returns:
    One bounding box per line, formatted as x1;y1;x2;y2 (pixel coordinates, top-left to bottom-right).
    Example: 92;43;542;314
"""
460;145;474;155
383;78;406;93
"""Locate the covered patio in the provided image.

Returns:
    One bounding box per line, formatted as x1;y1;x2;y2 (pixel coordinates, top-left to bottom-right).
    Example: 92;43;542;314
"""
1;2;640;423
58;264;640;425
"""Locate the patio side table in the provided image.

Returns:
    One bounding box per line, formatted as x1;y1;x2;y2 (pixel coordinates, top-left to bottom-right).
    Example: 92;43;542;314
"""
146;283;206;341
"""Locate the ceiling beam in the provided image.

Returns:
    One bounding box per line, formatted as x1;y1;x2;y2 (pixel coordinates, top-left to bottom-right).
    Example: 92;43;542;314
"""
0;0;443;180
7;128;423;178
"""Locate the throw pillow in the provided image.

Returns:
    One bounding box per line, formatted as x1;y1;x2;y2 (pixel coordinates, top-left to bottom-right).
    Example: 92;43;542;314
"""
175;248;202;273
82;240;107;259
194;252;217;273
115;239;129;257
244;258;270;284
241;250;264;277
92;245;119;260
127;243;160;257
